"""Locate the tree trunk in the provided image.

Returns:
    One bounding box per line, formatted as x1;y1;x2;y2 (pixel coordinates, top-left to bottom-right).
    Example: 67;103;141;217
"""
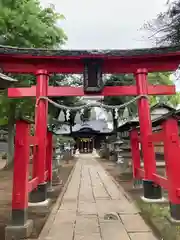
5;103;16;168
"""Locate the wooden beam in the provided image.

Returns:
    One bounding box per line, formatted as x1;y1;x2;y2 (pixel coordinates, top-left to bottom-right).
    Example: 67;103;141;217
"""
8;85;175;98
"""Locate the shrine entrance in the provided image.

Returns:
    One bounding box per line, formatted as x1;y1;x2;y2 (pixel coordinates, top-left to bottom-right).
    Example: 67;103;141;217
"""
3;45;180;238
78;138;93;153
71;125;111;153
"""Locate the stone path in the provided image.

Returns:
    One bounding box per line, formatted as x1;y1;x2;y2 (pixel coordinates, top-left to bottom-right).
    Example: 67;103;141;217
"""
45;154;158;240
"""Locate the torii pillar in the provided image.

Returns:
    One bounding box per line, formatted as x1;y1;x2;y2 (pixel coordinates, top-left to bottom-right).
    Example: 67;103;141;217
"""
135;69;162;200
29;70;49;203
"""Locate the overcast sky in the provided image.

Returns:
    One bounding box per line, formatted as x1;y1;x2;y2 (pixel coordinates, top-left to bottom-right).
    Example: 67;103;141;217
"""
39;1;180;119
41;0;168;49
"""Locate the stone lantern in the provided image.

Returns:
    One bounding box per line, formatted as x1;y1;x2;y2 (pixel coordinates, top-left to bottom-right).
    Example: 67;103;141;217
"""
113;137;124;163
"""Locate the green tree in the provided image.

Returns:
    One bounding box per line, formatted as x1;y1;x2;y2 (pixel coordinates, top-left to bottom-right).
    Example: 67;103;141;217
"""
104;72;180;130
148;72;180;107
143;1;180;108
144;0;180;46
0;0;67;167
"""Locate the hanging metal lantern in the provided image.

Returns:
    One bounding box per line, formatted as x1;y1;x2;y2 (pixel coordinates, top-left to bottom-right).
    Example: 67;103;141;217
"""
83;59;103;93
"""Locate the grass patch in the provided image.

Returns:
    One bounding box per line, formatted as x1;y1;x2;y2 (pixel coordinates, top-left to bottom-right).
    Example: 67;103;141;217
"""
136;199;180;240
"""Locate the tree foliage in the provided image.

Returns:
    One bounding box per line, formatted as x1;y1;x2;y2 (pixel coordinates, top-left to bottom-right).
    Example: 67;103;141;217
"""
104;72;180;128
142;0;180;109
144;0;180;46
0;0;67;48
0;0;67;123
0;0;67;166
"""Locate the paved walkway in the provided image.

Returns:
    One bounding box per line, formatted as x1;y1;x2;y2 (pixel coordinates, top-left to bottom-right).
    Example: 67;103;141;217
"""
45;154;158;240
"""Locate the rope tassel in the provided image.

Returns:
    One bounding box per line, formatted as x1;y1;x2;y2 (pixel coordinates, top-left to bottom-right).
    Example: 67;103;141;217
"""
107;111;113;121
58;110;65;122
75;111;81;123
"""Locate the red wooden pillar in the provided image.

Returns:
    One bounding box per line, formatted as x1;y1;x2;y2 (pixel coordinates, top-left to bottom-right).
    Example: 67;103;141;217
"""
30;69;49;203
130;129;141;179
46;131;53;186
32;144;38;179
135;69;162;199
12;120;30;225
163;118;180;220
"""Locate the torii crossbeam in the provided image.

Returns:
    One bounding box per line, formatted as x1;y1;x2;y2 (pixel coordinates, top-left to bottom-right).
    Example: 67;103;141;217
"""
4;45;180;97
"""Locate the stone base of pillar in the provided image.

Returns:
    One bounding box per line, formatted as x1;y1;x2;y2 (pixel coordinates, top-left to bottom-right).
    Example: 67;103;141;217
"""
143;180;162;200
28;199;52;214
169;202;180;221
167;217;180;224
11;209;28;226
141;196;167;203
29;182;47;203
5;219;33;240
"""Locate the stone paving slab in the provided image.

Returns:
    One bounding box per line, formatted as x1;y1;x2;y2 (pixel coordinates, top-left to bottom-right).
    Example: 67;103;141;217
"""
129;232;158;240
75;215;99;235
96;199;139;217
47;223;75;240
43;154;158;240
120;214;151;232
78;201;97;215
100;221;130;240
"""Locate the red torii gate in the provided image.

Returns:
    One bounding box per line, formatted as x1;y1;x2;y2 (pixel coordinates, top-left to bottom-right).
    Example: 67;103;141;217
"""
2;45;180;237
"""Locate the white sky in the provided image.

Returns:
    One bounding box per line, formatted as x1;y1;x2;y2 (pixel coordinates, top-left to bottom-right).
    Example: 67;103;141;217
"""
41;0;168;49
40;0;180;94
40;0;180;120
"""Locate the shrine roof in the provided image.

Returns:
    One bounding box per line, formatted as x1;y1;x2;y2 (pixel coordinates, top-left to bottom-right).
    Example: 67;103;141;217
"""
150;103;175;112
117;104;176;131
1;44;180;58
53;119;113;135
